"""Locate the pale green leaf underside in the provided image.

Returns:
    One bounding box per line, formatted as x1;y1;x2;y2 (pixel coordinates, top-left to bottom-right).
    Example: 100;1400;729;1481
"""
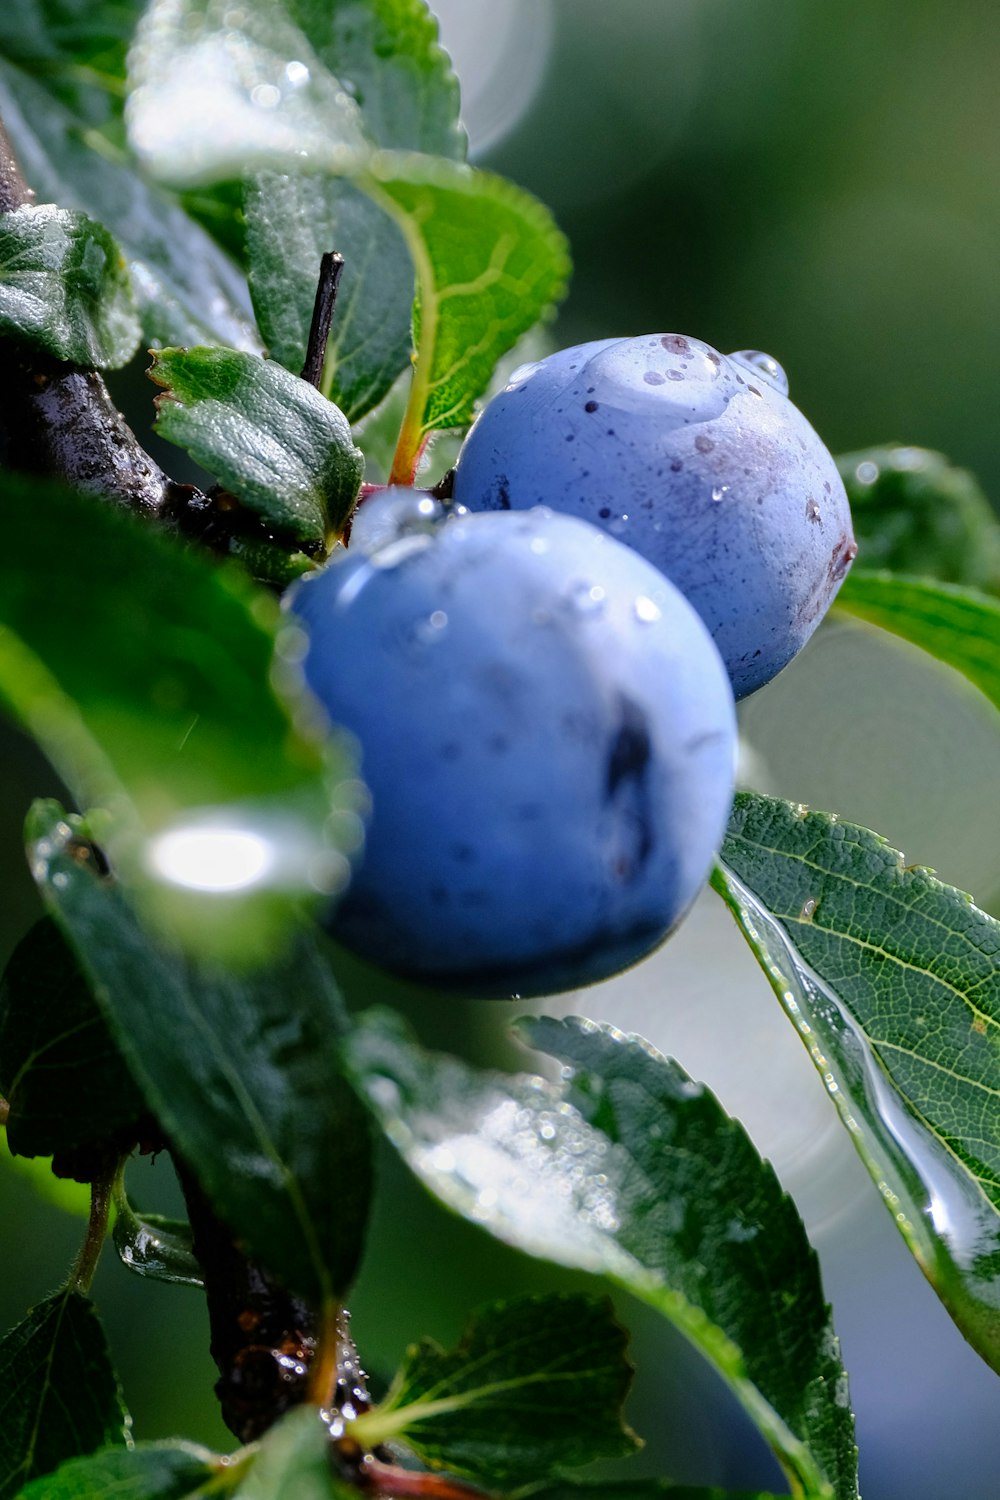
715;791;1000;1376
233;1408;354;1500
342;1010;857;1500
17;1440;225;1500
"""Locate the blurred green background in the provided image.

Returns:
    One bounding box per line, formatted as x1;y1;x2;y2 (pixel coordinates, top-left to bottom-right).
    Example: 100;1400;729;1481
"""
3;4;1000;1497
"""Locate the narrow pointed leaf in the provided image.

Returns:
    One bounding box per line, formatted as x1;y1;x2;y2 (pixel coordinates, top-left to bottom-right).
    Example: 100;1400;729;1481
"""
233;1407;355;1500
0;205;140;368
838;445;1000;590
32;804;372;1305
343;1010;857;1500
150;347;364;546
0;473;361;962
351;1293;637;1483
836;570;1000;716
0;1290;128;1499
17;1441;226;1500
0;61;259;351
715;791;1000;1376
0;917;144;1159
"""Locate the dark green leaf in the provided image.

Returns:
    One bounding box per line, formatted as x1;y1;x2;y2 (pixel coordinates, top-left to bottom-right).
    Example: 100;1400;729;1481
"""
150;346;364;546
112;1176;203;1288
715;791;1000;1378
0;0;140;122
0;204;140;367
838;445;1000;591
0;1289;127;1499
244;0;465;420
0;917;144;1159
233;1407;354;1499
17;1441;227;1500
343;1010;857;1500
0;61;258;350
351;1293;637;1482
836;570;1000;716
0;473;361;962
34;806;372;1304
522;1487;782;1500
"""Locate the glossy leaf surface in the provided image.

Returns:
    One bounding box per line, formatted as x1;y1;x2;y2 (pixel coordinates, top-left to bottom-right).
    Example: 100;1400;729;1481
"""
352;1293;637;1482
836;570;1000;718
33;805;372;1304
112;1177;204;1288
150;346;363;545
0;473;359;961
0;917;144;1159
0;204;140;367
838;445;1000;591
343;1010;857;1500
715;791;1000;1376
17;1441;226;1500
233;1407;354;1500
0;1290;127;1499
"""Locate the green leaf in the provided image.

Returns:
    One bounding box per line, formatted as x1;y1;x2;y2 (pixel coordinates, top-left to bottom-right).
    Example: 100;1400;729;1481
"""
368;155;570;478
233;1407;353;1500
522;1487;783;1500
0;204;140;367
17;1441;228;1500
0;60;259;350
714;791;1000;1378
112;1175;204;1288
838;445;1000;591
342;1010;857;1500
0;0;141;121
244;0;466;420
0;917;144;1159
33;806;372;1305
836;570;1000;717
0;1289;128;1499
0;472;361;962
351;1293;637;1482
149;346;364;547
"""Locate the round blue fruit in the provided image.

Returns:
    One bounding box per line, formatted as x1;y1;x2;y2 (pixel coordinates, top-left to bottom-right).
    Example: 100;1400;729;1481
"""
290;497;737;998
452;334;856;699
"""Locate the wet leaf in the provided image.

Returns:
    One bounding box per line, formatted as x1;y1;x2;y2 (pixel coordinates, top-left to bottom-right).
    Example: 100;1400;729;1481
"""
17;1441;227;1500
33;806;372;1304
714;791;1000;1378
112;1176;203;1288
0;1290;128;1499
836;570;1000;718
838;445;1000;591
150;347;363;546
0;472;361;962
0;205;140;367
0;917;144;1159
351;1293;637;1483
343;1009;857;1500
233;1407;354;1500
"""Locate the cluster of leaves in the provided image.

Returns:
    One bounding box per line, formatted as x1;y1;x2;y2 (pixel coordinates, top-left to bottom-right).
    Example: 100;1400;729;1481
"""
0;2;1000;1500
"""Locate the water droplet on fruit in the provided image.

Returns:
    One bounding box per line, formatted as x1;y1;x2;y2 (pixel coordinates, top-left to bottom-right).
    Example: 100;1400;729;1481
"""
564;581;607;616
504;360;541;392
711;484;729;502
609;514;629;535
350;489;443;552
855;460;879;485
633;595;662;623
729;349;789;396
529;535;549;555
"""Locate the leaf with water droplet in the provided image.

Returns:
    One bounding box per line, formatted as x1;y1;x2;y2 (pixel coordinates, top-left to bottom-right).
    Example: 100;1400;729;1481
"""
836;570;1000;720
233;1406;356;1500
16;1440;227;1500
112;1173;203;1288
31;802;372;1305
342;1008;857;1500
714;790;1000;1378
0;1289;128;1499
149;346;364;546
837;446;1000;589
350;1292;637;1483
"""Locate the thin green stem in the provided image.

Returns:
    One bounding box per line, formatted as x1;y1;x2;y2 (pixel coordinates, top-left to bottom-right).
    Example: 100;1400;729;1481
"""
68;1156;118;1294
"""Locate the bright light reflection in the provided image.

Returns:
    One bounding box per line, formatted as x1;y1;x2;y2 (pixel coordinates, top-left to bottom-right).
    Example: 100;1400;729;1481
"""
149;828;275;893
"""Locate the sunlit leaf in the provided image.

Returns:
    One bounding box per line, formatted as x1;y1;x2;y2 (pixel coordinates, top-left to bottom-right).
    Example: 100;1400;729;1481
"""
715;791;1000;1378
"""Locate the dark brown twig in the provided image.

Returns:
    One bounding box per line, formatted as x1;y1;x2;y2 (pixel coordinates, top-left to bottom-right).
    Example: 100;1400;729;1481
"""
301;251;345;390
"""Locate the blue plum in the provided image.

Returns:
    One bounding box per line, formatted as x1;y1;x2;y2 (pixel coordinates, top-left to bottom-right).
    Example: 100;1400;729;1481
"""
452;334;856;699
290;496;737;998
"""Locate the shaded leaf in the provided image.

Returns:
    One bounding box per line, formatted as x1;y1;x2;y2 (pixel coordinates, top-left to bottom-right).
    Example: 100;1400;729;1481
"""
0;1289;127;1499
352;1293;637;1483
522;1487;782;1500
0;60;259;350
0;0;142;123
18;1441;227;1500
343;1010;857;1500
836;570;1000;718
112;1175;203;1288
150;346;363;546
838;445;1000;591
233;1407;353;1500
715;791;1000;1377
33;804;372;1305
0;917;144;1159
0;472;361;962
0;204;140;367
